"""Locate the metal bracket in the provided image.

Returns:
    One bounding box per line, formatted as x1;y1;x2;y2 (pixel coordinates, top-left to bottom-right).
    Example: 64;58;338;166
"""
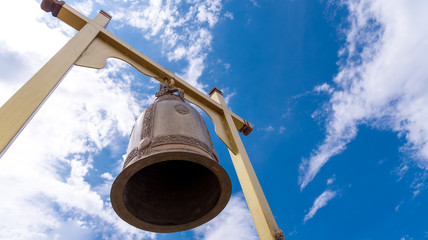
41;0;65;17
239;119;253;136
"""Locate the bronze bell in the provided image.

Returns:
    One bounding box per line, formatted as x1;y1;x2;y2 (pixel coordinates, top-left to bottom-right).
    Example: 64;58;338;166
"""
111;82;232;233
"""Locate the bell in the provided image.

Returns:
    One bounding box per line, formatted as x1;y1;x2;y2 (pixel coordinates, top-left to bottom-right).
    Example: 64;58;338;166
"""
111;82;232;233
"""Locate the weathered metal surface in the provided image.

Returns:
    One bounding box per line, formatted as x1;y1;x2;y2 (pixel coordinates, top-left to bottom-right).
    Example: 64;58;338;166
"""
40;0;64;17
239;119;253;136
111;83;232;233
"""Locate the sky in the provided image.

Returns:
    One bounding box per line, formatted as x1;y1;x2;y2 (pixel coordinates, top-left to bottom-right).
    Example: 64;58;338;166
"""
1;0;428;239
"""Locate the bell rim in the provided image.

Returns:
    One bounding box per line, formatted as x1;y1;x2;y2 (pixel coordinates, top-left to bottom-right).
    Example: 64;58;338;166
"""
110;150;232;233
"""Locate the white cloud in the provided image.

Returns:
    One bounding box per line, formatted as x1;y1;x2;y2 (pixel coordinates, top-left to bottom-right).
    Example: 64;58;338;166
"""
299;0;428;189
395;201;403;212
314;83;333;94
101;172;114;180
193;194;258;240
260;125;286;134
111;0;223;91
326;175;335;185
224;11;234;20
400;235;414;240
250;0;260;8
0;0;153;238
0;62;152;239
223;90;236;105
303;190;337;223
74;0;94;16
196;1;221;27
263;126;275;132
224;62;231;70
47;219;94;240
394;163;409;182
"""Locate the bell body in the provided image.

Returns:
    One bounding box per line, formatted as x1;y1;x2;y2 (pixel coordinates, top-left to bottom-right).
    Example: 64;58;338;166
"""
111;83;232;233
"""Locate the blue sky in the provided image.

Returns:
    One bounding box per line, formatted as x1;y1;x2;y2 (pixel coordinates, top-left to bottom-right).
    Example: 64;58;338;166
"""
1;0;428;239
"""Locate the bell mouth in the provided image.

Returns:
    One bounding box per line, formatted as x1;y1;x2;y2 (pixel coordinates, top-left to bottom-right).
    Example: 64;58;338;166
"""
111;151;232;233
125;160;220;226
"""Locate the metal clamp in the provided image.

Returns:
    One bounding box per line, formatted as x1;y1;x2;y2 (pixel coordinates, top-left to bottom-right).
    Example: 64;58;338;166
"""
239;119;253;136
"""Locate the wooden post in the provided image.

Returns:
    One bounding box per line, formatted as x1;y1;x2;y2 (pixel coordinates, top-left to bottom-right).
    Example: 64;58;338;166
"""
210;88;284;240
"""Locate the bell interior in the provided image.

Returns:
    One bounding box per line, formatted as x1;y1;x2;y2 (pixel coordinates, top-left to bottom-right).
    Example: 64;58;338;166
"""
123;160;221;226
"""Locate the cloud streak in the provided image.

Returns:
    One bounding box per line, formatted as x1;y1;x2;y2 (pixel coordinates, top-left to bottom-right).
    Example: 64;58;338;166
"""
299;0;428;189
304;190;337;223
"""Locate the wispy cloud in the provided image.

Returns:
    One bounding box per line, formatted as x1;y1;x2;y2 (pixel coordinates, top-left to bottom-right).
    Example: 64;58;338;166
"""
224;11;234;20
304;190;337;223
400;235;414;240
110;0;223;91
395;201;403;212
314;83;333;94
249;0;260;8
326;175;336;185
259;125;286;134
262;126;275;132
299;0;428;189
